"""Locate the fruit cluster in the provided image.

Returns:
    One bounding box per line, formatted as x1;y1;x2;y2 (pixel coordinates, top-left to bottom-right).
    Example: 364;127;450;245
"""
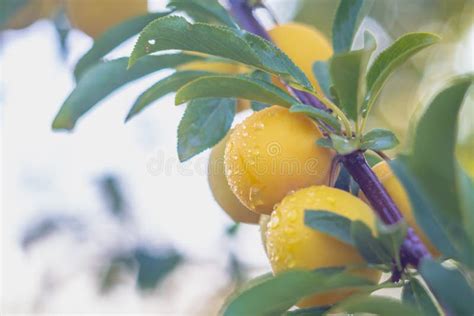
207;23;437;307
4;0;148;38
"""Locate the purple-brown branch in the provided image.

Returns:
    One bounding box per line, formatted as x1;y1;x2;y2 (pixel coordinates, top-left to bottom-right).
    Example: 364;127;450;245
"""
227;0;430;269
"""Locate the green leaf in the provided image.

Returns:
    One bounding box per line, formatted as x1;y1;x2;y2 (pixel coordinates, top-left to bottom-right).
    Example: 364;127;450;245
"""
391;75;474;265
330;32;376;120
74;12;169;80
330;134;359;155
126;70;211;122
362;33;440;118
334;165;351;191
175;75;298;106
251;101;270;111
177;98;235;161
304;210;353;245
284;306;330;316
312;61;331;98
249;70;272;111
52;54;200;131
377;220;408;267
222;268;374;316
365;152;383;167
361;128;399;151
316;138;333;149
290;103;341;131
351;221;391;265
333;295;423;316
134;247;182;291
129;16;312;90
402;278;440;316
167;0;238;28
420;259;474;316
0;0;30;28
458;165;474;246
332;0;375;53
391;159;461;261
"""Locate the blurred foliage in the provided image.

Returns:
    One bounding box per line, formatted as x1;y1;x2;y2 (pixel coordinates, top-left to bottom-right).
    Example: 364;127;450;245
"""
98;174;128;221
21;214;84;250
295;0;474;40
295;0;474;151
21;174;185;296
101;246;182;293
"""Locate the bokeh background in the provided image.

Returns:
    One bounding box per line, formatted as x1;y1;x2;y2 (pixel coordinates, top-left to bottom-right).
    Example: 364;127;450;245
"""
1;0;473;314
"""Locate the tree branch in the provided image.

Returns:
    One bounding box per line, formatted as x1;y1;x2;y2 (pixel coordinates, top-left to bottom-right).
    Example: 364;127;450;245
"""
227;0;430;268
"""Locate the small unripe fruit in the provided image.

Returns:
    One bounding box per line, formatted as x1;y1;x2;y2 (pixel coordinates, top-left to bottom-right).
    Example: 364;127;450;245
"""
208;135;259;224
225;106;334;214
361;161;439;256
66;0;148;38
269;23;333;94
264;186;381;307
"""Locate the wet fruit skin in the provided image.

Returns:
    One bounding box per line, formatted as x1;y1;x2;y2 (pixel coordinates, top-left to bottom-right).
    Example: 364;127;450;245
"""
264;185;381;307
268;23;333;94
259;214;271;252
208;135;260;224
66;0;148;38
360;161;440;256
225;105;334;214
6;0;61;30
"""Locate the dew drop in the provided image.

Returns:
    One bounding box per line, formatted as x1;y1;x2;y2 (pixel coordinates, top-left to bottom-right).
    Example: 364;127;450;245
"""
147;39;156;45
287;211;297;222
269;214;280;228
253;122;265;130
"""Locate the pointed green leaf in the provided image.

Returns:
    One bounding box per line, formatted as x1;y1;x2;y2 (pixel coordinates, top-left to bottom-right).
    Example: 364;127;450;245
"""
177;98;235;161
53;54;200;130
362;33;440;117
167;0;238;28
290;103;341;131
312;61;332;98
74;12;170;80
333;295;423;316
391;75;473;265
304;210;353;245
126;70;211;122
351;221;391;265
249;70;272;111
377;220;407;267
391;158;461;261
330;32;376;120
175;75;298;106
129;16;311;90
332;0;374;53
420;259;474;316
330;134;359;155
222;268;374;316
284;306;330;316
316;138;333;149
361;128;399;151
402;278;440;316
458;166;474;246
